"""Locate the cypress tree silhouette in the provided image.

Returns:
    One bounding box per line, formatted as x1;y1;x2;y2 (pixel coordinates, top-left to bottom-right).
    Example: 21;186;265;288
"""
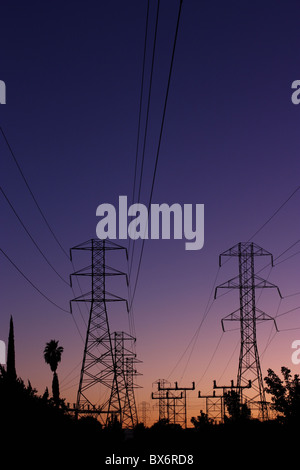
7;316;16;381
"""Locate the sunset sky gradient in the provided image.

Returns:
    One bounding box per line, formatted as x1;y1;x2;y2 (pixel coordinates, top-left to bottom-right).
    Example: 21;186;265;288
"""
1;0;300;425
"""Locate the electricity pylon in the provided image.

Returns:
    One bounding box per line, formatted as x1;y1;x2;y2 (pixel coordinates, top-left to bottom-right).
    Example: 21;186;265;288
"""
70;239;139;427
139;401;151;427
215;242;281;420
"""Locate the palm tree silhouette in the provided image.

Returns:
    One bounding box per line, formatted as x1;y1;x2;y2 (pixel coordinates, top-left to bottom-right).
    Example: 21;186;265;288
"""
43;339;64;406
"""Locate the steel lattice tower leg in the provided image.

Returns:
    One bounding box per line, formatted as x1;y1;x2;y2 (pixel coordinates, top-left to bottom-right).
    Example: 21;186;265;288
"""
215;242;281;420
70;239;132;425
124;356;140;426
108;331;140;428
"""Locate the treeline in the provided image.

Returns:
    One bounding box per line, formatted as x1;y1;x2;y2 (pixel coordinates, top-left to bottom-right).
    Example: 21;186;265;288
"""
1;316;300;450
1;364;300;450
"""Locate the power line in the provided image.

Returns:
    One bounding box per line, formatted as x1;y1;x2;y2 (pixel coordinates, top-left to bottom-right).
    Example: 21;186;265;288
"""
127;0;156;352
284;290;300;298
275;248;300;266
0;248;69;313
128;0;160;279
260;329;278;361
195;332;224;388
248;185;300;241
1;244;84;350
176;211;300;388
136;0;160;207
274;238;300;263
0;127;88;339
0;185;69;285
0;126;69;259
278;326;300;332
259;297;282;363
216;339;239;383
128;0;150;258
276;306;300;319
129;0;183;310
167;267;220;381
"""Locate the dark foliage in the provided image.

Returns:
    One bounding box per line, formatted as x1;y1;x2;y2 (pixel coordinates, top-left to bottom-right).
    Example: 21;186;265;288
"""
7;316;16;381
1;363;300;451
265;366;300;424
223;390;251;422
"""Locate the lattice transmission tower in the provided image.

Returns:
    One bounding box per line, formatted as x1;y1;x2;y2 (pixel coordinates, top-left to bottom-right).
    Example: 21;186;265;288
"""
139;401;151;427
214;242;281;420
70;239;139;428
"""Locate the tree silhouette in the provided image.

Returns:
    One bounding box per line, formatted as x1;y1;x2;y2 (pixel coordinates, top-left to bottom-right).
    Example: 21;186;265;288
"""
264;366;300;423
7;316;16;381
191;411;213;429
43;339;64;406
224;390;251;422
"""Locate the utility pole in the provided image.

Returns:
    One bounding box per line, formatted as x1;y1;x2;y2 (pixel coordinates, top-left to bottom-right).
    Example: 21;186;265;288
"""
153;380;195;428
198;380;251;423
151;389;183;425
152;379;170;421
213;379;251;421
215;242;281;420
198;390;223;423
70;239;139;428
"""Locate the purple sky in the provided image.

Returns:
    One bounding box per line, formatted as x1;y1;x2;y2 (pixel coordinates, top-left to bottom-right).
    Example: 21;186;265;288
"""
1;0;300;424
